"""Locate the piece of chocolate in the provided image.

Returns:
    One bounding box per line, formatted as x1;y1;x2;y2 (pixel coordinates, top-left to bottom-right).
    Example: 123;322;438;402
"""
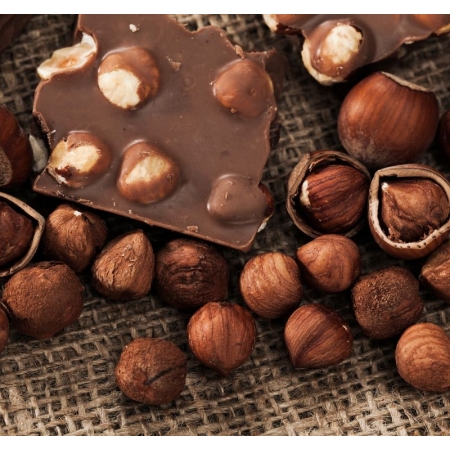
0;15;31;54
33;15;286;252
265;14;450;85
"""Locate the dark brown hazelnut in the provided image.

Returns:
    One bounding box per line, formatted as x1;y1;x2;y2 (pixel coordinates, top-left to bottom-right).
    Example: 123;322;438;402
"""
187;302;256;377
155;238;229;311
0;306;9;353
92;229;154;301
338;72;439;170
115;337;187;405
2;261;84;339
396;323;450;392
0;104;33;189
239;252;303;319
368;164;450;259
439;109;450;158
42;203;108;273
287;150;370;238
296;234;360;293
351;266;423;340
419;240;450;303
284;304;353;369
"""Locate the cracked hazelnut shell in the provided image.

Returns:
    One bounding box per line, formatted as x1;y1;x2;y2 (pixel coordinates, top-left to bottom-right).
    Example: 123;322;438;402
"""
338;72;439;170
368;164;450;259
287;150;370;238
155;238;229;311
115;337;187;405
42;203;108;273
2;261;84;339
396;323;450;392
92;229;154;301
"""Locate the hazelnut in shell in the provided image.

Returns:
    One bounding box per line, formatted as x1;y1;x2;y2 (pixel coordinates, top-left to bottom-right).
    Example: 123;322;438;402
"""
351;266;423;340
2;261;84;339
187;302;256;377
395;323;450;392
0;307;9;353
296;234;360;293
239;252;303;319
284;304;353;369
115;337;187;405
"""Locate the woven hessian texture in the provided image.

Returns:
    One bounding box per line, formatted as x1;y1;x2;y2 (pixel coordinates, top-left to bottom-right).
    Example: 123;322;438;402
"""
1;14;450;436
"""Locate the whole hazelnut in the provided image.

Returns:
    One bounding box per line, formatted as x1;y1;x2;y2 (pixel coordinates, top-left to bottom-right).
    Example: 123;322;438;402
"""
287;150;370;238
296;235;360;293
284;304;353;369
155;238;229;311
338;72;439;170
92;229;154;301
0;307;9;353
419;240;450;303
395;323;450;392
0;104;33;189
187;302;256;376
115;337;187;405
239;252;303;319
42;203;108;273
438;109;450;157
351;266;423;340
2;261;84;339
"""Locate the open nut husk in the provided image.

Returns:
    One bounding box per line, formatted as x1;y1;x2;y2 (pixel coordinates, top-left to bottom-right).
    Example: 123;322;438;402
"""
286;150;371;238
0;192;45;277
368;164;450;259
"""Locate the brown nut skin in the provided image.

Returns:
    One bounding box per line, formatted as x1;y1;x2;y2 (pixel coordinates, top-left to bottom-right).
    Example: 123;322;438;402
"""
338;72;439;170
187;302;256;377
419;240;450;303
0;104;33;189
395;323;450;392
0;307;9;353
42;203;108;273
239;252;303;319
92;229;154;301
0;201;34;268
284;304;353;369
115;337;187;405
2;261;84;339
155;238;229;311
351;266;423;340
439;110;450;158
296;235;360;293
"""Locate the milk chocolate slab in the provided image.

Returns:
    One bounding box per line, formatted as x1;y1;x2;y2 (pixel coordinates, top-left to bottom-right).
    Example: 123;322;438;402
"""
265;14;450;85
33;15;283;251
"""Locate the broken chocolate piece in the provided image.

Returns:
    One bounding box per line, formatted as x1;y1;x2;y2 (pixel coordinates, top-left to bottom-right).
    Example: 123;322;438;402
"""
33;15;285;252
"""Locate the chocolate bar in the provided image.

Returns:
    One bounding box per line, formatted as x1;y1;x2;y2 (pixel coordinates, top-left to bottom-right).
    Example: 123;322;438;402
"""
33;15;286;252
265;14;450;85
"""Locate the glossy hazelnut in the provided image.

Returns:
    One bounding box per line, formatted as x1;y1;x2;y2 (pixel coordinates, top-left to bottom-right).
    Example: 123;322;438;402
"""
284;304;353;369
115;337;187;405
2;261;84;339
368;164;450;259
351;266;423;340
338;72;439;170
296;234;360;293
42;203;108;273
0;307;9;353
396;323;450;392
155;238;229;311
0;104;33;189
187;302;256;377
92;230;154;301
239;252;303;319
438;109;450;158
287;150;370;238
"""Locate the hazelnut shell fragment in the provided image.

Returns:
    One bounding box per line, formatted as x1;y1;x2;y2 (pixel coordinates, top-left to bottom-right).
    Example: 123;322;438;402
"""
395;323;450;392
92;229;154;301
115;337;187;405
368;164;450;259
187;302;256;377
284;304;353;369
155;238;229;311
2;261;84;339
286;150;370;238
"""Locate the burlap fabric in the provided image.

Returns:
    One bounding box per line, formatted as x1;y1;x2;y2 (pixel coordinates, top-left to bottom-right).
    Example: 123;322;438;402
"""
1;14;450;436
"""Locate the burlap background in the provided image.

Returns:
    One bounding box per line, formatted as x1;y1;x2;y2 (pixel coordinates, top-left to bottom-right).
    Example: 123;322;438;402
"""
0;14;450;436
